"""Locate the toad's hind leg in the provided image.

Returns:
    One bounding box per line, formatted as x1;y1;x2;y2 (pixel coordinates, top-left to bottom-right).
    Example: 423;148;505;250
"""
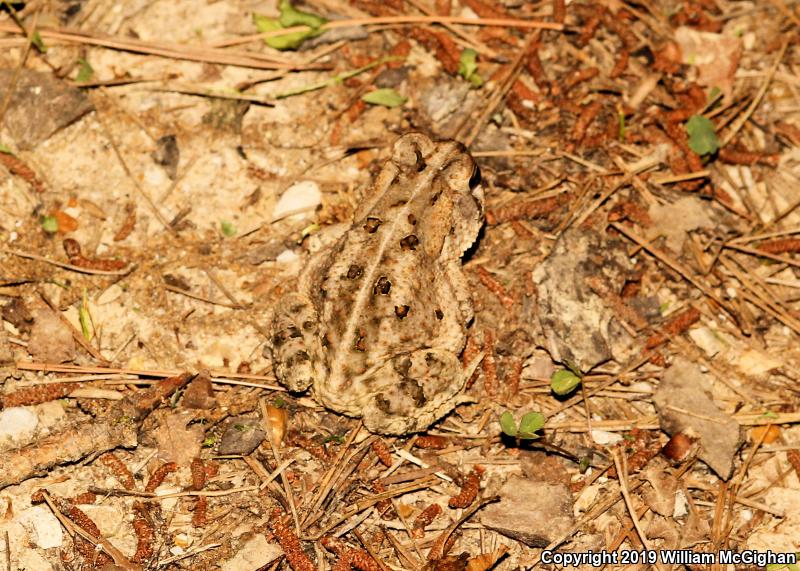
267;293;326;392
361;349;469;434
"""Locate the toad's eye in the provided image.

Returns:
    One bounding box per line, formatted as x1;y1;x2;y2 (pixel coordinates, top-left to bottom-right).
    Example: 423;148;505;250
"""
468;165;481;189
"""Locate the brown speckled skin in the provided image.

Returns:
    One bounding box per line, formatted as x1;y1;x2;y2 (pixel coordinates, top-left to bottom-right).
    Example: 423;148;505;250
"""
268;133;484;434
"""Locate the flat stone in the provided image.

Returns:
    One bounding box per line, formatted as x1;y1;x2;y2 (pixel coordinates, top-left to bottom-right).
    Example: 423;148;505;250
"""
0;407;39;445
480;477;574;547
19;505;63;549
272;180;321;221
0;69;93;149
221;534;282;571
532;228;635;371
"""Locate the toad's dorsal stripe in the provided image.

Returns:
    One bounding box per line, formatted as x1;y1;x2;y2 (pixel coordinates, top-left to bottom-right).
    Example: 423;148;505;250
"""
327;139;463;388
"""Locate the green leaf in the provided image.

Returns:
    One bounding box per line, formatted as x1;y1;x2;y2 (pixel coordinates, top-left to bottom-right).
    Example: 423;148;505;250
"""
220;220;237;237
31;31;47;53
273;396;286;408
685;115;719;156
0;143;12;154
362;88;407;108
551;369;582;396
278;0;326;29
76;58;94;83
253;2;326;51
253;14;311;50
40;215;58;233
760;410;779;419
202;435;217;448
518;411;545;438
458;48;483;88
499;411;517;437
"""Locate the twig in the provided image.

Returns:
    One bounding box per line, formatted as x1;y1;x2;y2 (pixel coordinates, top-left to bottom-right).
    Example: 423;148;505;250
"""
260;398;301;535
94;92;176;236
427;495;500;561
155;543;222;567
610;222;739;321
1;248;132;276
721;39;789;146
148;84;276;106
723;242;800;270
460;33;533;146
163;284;241;309
308;477;438;540
87;485;259;500
211;15;564;48
39;490;140;570
40;292;110;365
0;22;315;70
613;451;667;571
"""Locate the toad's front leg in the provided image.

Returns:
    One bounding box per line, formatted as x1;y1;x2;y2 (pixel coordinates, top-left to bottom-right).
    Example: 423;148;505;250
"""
268;293;326;392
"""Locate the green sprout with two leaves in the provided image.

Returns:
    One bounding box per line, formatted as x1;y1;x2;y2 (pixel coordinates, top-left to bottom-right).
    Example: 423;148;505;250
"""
500;410;545;441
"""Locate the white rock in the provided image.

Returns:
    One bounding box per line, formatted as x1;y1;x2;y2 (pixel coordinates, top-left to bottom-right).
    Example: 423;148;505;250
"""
735;349;782;376
591;429;623;445
689;326;726;357
673;488;688;518
221;534;282;571
0;407;39;443
144;165;167;186
35;401;67;432
17;550;54;571
272;180;321;221
19;505;63;549
276;249;299;265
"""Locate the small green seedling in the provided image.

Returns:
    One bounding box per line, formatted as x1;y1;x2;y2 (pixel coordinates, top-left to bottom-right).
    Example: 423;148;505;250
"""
0;143;12;154
76;58;94;83
550;368;582;396
220;220;237;237
500;410;545;440
685;115;719;156
31;31;47;53
253;1;327;51
458;48;483;88
362;88;407;108
40;215;58;233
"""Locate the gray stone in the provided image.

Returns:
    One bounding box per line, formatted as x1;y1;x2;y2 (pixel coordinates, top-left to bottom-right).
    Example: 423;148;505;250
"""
0;69;93;149
480;477;574;547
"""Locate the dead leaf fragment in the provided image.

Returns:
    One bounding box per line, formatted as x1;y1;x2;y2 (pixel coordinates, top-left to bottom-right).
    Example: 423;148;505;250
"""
181;373;217;410
674;27;742;102
652;358;743;480
642;463;678;516
27;309;76;363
